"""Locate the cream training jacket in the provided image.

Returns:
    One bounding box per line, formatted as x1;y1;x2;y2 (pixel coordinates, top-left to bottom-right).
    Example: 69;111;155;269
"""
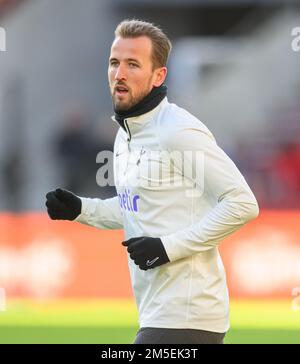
75;97;259;333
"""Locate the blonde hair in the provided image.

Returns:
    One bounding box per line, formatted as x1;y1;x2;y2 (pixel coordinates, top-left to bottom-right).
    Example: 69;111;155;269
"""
115;19;172;69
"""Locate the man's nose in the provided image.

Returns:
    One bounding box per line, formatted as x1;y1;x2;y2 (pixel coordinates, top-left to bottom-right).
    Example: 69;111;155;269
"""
115;64;127;81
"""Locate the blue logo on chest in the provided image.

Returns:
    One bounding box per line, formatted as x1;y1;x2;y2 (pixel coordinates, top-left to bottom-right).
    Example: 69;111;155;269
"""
118;190;140;212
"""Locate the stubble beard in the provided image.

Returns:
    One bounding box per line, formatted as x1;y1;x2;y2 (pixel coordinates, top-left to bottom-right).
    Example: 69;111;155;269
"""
112;80;153;113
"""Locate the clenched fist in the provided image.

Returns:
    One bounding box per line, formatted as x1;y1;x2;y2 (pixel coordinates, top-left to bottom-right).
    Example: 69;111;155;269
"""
45;188;82;220
122;237;170;270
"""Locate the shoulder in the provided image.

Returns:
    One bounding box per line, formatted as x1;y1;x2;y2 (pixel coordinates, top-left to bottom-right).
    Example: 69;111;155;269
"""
156;99;216;150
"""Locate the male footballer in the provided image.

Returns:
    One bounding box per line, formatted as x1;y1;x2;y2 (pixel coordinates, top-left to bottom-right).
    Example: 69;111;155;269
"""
46;19;259;344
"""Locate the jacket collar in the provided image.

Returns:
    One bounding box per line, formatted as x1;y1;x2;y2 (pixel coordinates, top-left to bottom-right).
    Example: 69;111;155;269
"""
111;97;168;140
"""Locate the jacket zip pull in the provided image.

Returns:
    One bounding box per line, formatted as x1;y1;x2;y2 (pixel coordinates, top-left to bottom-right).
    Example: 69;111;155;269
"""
124;119;131;142
124;119;131;171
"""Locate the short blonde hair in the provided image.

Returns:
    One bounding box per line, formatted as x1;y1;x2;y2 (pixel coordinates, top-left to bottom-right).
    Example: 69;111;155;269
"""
114;19;172;69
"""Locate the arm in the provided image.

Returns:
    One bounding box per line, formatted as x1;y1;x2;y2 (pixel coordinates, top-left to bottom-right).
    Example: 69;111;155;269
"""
75;195;123;230
46;188;123;230
160;127;259;262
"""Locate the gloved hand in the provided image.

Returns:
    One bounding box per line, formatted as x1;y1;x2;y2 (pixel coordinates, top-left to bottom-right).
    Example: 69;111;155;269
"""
45;188;82;220
122;237;170;270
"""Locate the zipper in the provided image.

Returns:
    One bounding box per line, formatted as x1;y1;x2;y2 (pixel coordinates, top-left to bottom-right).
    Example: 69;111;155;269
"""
124;119;131;174
124;119;131;143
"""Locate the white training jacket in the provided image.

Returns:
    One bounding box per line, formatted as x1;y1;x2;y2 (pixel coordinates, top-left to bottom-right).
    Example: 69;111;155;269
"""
75;97;259;333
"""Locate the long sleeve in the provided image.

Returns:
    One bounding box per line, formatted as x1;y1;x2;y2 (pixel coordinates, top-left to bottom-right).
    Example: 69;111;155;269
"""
75;195;123;230
160;126;259;262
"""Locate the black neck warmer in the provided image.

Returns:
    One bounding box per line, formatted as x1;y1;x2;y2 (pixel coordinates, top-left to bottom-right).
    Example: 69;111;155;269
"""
114;84;167;127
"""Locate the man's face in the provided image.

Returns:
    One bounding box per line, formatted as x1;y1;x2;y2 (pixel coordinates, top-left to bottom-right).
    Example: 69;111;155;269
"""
108;36;165;112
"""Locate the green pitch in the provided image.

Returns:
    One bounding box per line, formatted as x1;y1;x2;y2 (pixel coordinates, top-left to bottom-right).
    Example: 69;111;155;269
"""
0;299;299;344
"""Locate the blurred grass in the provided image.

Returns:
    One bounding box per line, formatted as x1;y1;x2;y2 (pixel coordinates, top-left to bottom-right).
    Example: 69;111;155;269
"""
0;299;299;343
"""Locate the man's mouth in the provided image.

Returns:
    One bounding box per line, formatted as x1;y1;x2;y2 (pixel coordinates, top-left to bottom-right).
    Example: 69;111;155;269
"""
115;85;129;96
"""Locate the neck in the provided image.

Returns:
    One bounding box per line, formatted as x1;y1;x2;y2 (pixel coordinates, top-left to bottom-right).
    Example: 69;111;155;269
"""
114;84;167;125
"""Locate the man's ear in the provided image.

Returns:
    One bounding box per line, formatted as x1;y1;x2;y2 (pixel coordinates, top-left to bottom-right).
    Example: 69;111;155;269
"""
153;67;168;87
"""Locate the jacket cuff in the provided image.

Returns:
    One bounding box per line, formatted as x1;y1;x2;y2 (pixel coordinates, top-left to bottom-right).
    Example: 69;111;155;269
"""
160;234;181;263
74;197;97;222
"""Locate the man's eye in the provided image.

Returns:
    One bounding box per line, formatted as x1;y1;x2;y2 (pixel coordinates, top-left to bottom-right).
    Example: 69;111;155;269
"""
129;63;138;68
110;61;118;67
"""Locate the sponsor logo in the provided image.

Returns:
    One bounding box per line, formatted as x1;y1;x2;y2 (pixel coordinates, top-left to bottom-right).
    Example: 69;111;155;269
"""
118;189;140;212
0;238;73;298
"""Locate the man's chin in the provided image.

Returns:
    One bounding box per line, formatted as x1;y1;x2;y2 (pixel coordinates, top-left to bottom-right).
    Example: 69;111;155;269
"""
114;99;135;113
114;103;131;113
113;92;148;113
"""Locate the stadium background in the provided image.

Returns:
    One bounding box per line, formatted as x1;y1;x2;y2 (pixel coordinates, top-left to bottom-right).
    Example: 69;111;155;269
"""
0;0;300;343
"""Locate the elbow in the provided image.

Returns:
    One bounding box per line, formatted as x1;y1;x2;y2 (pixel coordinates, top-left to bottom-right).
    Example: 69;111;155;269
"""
241;199;259;223
249;200;260;221
233;186;260;222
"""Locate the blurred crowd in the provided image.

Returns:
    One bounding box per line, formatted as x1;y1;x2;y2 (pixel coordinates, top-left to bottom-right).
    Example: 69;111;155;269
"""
234;106;300;209
53;107;116;198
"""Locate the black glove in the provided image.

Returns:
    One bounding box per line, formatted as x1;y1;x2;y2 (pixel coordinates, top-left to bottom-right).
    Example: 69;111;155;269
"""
45;188;82;221
122;236;170;270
